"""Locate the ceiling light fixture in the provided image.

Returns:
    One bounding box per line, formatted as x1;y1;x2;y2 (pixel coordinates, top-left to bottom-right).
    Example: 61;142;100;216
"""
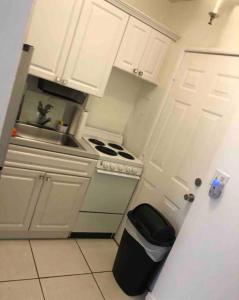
208;0;223;25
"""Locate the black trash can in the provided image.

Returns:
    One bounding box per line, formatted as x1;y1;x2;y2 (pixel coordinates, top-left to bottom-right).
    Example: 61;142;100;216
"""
113;204;176;296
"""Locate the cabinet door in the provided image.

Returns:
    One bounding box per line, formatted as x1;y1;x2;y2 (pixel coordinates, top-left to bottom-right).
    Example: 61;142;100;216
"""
62;0;128;97
26;0;83;81
138;29;170;84
114;17;151;75
0;167;44;231
30;173;89;232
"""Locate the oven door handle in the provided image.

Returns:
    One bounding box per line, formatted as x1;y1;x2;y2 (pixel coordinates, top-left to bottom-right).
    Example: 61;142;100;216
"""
96;169;140;180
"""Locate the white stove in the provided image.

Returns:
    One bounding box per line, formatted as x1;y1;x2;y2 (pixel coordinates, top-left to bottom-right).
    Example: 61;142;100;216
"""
83;137;143;178
73;134;143;235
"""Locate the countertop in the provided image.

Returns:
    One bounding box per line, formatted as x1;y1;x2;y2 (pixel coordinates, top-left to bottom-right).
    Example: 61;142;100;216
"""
9;136;99;160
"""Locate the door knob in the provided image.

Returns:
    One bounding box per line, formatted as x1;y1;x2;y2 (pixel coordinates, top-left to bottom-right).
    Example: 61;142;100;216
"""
195;178;202;187
184;193;195;203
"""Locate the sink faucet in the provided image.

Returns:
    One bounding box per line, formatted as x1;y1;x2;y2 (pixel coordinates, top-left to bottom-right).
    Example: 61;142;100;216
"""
37;101;54;126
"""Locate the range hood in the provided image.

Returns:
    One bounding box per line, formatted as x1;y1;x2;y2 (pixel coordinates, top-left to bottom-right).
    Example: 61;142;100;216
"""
38;79;88;104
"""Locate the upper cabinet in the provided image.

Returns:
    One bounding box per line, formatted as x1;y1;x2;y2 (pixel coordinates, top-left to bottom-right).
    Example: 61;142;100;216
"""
26;0;128;97
26;0;172;96
62;0;128;96
26;0;83;82
114;17;151;75
114;17;171;84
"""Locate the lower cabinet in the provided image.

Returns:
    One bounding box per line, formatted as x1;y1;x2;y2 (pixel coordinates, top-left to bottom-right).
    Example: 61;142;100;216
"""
0;167;44;231
0;167;89;233
30;173;89;232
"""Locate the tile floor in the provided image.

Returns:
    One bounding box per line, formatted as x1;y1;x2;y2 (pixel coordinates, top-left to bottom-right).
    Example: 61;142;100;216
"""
0;239;146;299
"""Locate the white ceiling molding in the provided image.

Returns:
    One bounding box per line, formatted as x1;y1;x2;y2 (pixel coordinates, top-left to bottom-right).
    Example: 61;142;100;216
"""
106;0;180;41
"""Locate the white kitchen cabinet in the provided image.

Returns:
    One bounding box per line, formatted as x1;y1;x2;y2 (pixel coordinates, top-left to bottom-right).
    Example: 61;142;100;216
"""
27;0;128;97
26;0;83;82
30;173;89;232
138;29;170;83
114;17;170;84
114;17;151;75
0;167;44;231
62;0;129;96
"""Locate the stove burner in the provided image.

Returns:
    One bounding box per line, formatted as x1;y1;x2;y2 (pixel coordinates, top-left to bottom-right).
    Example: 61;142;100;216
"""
108;143;124;151
118;151;135;160
89;138;105;146
96;146;118;156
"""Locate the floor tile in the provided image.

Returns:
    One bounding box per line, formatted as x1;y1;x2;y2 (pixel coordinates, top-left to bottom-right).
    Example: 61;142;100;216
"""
31;239;90;277
0;240;37;281
41;274;104;300
0;279;44;300
77;239;118;272
94;272;146;300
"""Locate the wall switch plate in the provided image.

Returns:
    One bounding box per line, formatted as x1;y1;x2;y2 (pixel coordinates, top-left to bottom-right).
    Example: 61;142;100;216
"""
213;169;230;185
209;169;230;199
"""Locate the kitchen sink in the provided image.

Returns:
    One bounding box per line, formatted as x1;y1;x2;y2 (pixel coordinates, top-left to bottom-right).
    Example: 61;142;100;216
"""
14;123;83;149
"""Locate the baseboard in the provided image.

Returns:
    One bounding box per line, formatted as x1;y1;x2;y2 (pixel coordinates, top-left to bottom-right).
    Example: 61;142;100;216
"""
145;292;156;300
70;232;114;239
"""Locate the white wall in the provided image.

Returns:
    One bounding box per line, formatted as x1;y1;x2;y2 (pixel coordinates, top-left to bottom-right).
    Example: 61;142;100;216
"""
86;68;142;134
0;0;33;139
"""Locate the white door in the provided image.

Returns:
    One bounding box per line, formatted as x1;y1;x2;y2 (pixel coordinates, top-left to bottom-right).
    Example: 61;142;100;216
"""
114;17;151;75
0;167;44;231
26;0;83;81
138;29;170;84
136;52;239;230
62;0;128;97
30;173;89;232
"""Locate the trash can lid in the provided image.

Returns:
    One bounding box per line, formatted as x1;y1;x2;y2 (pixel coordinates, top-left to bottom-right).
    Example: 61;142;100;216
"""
127;204;176;247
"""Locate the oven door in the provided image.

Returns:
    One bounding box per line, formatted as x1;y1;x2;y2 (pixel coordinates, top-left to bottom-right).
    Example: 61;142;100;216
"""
80;169;139;214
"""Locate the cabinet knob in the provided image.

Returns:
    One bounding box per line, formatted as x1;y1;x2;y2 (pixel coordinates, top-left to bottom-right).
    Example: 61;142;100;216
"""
55;77;61;83
39;175;44;180
138;71;144;77
45;176;50;181
133;68;138;74
61;79;68;85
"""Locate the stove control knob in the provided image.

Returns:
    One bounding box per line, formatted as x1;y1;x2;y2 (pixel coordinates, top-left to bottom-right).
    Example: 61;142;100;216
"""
126;167;132;173
118;165;123;172
132;168;138;175
111;164;116;171
102;161;107;169
104;162;110;170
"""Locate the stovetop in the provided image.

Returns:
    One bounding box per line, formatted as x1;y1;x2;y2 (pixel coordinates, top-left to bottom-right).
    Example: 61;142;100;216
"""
83;136;143;169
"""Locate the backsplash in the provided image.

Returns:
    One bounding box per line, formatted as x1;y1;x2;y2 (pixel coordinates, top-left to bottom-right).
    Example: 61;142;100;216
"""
19;89;66;128
18;76;80;130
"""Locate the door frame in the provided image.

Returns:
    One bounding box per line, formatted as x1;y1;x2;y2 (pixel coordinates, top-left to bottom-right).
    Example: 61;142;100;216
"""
142;47;239;160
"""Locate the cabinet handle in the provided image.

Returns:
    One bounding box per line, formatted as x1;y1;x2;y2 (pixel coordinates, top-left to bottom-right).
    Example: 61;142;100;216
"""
138;71;144;77
45;176;50;181
133;68;138;74
61;79;68;85
39;175;45;180
55;77;61;83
